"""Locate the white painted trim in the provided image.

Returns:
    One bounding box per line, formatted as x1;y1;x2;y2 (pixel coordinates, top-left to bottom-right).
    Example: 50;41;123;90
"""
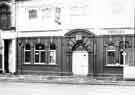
2;40;5;73
11;39;16;73
15;28;135;38
8;40;12;73
1;31;17;39
17;31;65;37
0;2;12;6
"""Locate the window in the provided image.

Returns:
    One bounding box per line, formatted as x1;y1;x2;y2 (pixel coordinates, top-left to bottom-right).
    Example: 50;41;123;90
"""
24;44;31;64
119;50;124;65
41;7;52;18
119;41;127;65
106;45;117;66
48;42;56;64
34;43;47;64
105;38;134;66
0;4;10;30
29;9;37;19
55;7;61;25
119;41;130;49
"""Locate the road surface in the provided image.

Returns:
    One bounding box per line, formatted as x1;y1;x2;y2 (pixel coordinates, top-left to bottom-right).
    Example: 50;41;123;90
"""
0;81;135;95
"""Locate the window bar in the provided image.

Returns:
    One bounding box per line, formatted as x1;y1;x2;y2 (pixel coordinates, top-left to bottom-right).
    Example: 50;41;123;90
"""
133;35;135;65
133;29;135;65
132;8;135;65
122;32;126;65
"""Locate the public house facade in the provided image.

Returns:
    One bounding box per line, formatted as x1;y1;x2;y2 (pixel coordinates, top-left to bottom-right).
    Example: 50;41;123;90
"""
0;0;135;78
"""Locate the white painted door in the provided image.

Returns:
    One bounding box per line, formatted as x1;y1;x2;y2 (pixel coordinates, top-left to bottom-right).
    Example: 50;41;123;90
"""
72;51;88;75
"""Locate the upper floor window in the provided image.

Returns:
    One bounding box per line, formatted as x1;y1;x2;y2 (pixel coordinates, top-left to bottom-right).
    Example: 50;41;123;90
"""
29;9;37;19
0;3;11;30
55;7;61;25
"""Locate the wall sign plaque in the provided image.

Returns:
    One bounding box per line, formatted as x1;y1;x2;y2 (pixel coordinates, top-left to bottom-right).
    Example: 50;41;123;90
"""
76;34;82;41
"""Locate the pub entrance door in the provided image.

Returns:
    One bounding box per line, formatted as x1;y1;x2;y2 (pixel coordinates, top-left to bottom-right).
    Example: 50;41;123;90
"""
72;51;88;75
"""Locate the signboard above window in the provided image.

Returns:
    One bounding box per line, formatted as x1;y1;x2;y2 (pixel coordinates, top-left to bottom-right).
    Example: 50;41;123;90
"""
76;34;82;41
106;45;116;51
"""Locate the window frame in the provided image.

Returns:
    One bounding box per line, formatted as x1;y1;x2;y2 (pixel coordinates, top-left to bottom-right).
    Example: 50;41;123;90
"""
105;48;116;66
28;9;38;19
34;43;47;64
0;3;11;30
48;50;56;65
24;43;31;64
48;42;56;65
104;42;123;67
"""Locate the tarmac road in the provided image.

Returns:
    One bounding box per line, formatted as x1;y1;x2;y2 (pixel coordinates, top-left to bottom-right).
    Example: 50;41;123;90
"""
0;81;135;95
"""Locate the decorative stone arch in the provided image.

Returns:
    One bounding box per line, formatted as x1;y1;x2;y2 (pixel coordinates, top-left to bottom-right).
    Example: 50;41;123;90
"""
0;2;11;6
65;29;95;37
64;29;96;76
65;29;95;52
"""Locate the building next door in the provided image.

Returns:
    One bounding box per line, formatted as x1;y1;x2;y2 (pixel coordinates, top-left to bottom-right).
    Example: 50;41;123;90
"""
72;50;88;75
4;40;11;73
3;39;16;73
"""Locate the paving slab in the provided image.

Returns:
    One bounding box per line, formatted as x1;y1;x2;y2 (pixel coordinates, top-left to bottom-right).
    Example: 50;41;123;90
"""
0;74;135;86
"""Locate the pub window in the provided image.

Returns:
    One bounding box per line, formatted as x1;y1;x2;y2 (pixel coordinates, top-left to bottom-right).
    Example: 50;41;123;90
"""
119;41;130;49
119;40;130;65
106;50;116;65
24;44;31;64
119;50;124;65
29;9;37;19
34;43;47;64
105;45;118;66
48;42;56;64
0;3;11;30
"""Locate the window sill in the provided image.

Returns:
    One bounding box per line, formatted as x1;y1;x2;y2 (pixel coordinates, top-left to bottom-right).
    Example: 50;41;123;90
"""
23;63;58;66
105;64;123;67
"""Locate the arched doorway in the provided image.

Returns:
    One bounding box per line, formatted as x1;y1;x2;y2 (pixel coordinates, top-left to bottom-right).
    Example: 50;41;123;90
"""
72;39;88;75
65;29;96;76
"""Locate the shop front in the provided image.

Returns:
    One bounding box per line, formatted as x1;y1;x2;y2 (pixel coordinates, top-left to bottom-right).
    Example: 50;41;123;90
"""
16;37;62;74
15;29;134;78
16;29;96;76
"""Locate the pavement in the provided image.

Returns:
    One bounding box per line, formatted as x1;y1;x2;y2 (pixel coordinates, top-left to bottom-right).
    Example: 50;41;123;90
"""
0;74;135;86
